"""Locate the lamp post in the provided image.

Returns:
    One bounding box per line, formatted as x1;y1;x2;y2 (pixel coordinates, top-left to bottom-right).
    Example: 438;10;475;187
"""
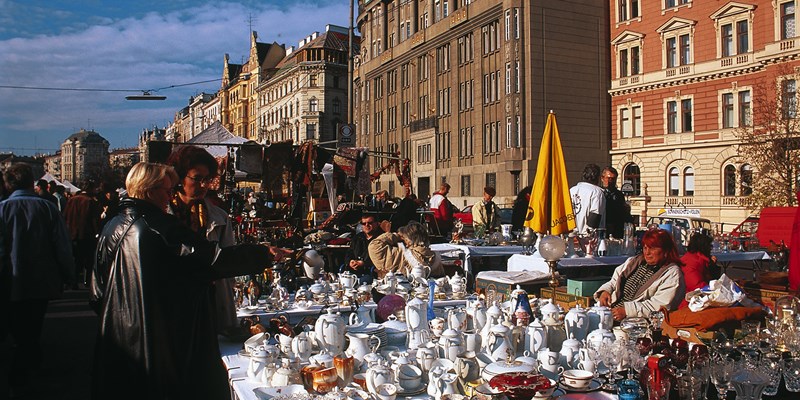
538;235;567;289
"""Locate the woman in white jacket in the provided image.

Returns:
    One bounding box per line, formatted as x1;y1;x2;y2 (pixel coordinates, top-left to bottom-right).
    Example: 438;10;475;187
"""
594;228;685;321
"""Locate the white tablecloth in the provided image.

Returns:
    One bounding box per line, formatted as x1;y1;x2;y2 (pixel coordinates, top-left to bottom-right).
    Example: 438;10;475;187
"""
431;243;525;274
507;253;631;272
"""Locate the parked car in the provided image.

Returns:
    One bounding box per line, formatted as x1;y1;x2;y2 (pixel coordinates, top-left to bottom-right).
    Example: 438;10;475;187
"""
729;215;759;249
646;212;713;247
453;205;513;231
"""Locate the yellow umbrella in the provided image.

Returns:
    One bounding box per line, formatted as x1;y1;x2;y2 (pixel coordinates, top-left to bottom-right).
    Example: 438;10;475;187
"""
524;111;576;235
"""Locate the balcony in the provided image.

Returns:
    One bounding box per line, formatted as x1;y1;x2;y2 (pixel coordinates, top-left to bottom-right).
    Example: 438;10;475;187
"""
665;196;693;206
760;37;800;62
410;116;438;133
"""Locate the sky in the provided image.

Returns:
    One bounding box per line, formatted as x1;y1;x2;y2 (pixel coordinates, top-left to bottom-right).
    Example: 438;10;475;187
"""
0;0;352;155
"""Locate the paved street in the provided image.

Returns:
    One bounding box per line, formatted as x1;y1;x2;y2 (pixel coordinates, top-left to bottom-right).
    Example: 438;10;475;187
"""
1;288;97;400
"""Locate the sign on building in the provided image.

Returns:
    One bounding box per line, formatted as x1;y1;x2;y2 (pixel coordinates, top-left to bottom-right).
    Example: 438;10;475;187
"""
337;123;355;148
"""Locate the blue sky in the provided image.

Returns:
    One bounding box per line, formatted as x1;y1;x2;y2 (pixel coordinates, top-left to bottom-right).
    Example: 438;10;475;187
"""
0;0;351;155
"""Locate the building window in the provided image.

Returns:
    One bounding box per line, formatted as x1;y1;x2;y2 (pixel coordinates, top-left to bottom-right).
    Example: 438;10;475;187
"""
514;116;521;148
619;105;644;139
515;61;520;93
784;78;797;118
665;0;691;9
782;1;796;40
461;175;471;197
658;19;695;69
309;98;318;112
741;164;753;195
683;167;694;196
668;167;680;196
737;21;749;53
667;101;678;133
681;99;693;132
624;163;641;196
666;37;677;68
612;32;644;79
486;173;497;190
401;63;410;87
482;20;500;54
514;8;520;39
436;44;451;72
506;117;512;148
618;0;640;22
721;24;734;57
739;90;751;126
306;123;316;140
620;108;631;137
679;34;691;65
505;63;512;94
332;98;340;114
723;164;736;196
722;93;734;128
309;74;317;87
457;33;474;64
505;10;511;41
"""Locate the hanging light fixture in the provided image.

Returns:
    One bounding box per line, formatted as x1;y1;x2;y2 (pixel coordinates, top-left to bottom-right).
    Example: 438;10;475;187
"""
126;90;166;101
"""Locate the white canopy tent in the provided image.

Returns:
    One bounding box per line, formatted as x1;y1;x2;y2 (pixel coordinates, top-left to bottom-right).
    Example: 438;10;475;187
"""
60;180;82;194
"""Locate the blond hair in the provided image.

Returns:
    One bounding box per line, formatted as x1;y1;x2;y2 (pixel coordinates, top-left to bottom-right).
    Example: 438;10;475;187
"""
125;162;178;201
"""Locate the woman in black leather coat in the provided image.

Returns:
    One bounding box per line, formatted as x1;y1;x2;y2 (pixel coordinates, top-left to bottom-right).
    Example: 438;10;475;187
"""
90;162;290;399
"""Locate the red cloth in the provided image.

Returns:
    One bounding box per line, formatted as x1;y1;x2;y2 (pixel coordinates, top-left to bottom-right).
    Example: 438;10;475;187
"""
790;191;800;290
678;251;712;308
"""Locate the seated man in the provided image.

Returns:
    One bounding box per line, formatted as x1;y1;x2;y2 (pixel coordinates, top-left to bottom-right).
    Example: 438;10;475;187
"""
472;186;501;234
342;214;381;283
429;183;454;236
594;229;685;320
368;221;445;279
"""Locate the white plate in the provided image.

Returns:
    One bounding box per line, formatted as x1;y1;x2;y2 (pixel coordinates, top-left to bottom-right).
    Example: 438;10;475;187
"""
397;383;427;395
253;385;307;400
558;378;602;392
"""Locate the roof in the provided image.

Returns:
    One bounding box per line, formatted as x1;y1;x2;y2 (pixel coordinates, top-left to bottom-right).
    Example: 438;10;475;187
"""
276;30;360;70
188;121;236;144
65;129;108;144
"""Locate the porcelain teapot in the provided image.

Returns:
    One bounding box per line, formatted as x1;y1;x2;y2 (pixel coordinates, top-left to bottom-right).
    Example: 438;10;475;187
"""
366;360;395;393
345;333;381;366
271;358;302;387
560;336;583;369
339;271;358;289
247;346;273;385
309;348;335;368
586;328;616;349
446;307;468;331
438;328;465;362
542;315;566;352
348;304;374;330
409;264;431;283
448;271;467;294
587;304;613;331
539;299;560;322
564;305;589;342
315;308;346;355
481;301;505;345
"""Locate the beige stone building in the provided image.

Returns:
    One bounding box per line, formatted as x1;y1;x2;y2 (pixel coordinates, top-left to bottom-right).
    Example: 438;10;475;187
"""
60;129;110;185
355;0;610;207
256;25;353;144
42;151;62;181
609;0;799;228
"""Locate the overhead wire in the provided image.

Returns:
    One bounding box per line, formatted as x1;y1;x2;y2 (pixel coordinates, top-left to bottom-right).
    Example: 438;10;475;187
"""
0;77;223;94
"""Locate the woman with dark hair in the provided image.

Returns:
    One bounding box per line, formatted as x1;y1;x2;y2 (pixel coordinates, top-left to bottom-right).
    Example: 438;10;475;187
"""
165;145;241;335
679;232;715;308
594;228;685;320
511;186;532;231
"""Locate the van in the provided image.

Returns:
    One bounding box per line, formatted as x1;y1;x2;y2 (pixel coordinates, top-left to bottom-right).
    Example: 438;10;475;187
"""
646;210;713;247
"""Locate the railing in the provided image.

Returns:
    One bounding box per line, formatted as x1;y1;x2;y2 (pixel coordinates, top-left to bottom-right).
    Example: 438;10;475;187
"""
410;116;438;132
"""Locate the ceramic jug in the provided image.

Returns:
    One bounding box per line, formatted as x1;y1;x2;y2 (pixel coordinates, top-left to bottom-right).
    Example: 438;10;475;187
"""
271;358;302;387
587;304;613;332
348;304;374;330
447;307;468;331
247;346;272;384
409;264;431;282
466;298;487;332
486;324;513;361
564;305;589;342
407;329;431;350
416;342;439;373
481;301;504;345
345;333;381;366
436;372;460;396
560;337;582;369
404;295;428;332
315;308;346;355
455;351;481;383
524;318;548;354
542;315;566;352
291;331;313;362
539;299;560;322
448;272;467;295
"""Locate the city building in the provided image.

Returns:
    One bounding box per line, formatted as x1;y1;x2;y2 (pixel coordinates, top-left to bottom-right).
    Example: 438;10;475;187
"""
255;24;356;145
60;129;110;186
355;0;610;206
138;126;167;162
42;151;62;181
609;0;800;227
0;154;44;179
220;32;286;140
108;147;140;180
200;93;221;132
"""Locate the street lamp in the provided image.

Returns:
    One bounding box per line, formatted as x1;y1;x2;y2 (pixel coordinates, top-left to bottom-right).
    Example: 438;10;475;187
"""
126;91;166;101
538;235;567;289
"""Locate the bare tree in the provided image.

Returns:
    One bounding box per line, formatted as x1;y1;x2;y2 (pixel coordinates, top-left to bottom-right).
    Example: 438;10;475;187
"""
735;65;800;211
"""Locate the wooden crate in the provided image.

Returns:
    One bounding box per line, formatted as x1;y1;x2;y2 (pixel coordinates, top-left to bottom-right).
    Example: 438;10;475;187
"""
743;283;799;312
539;287;593;309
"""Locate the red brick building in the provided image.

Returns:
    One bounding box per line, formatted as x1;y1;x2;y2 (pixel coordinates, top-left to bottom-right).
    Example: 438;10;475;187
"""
610;0;800;226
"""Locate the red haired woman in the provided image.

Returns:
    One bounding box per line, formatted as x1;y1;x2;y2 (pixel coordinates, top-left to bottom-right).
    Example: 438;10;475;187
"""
594;229;686;321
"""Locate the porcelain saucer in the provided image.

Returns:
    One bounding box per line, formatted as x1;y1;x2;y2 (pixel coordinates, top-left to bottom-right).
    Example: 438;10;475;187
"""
558;377;602;392
397;383;427;396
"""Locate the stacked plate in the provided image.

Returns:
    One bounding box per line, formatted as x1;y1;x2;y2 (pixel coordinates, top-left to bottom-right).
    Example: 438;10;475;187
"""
347;323;388;349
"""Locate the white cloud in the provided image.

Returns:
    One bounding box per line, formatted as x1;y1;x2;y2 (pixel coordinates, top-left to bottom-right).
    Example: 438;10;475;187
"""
0;1;351;153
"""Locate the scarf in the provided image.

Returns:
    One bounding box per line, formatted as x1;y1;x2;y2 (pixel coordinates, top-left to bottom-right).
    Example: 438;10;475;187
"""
171;195;206;232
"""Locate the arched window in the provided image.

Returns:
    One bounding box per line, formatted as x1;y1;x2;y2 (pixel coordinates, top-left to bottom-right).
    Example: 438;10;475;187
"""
740;164;753;196
683;167;694;196
309;98;318;112
723;164;736;196
669;167;680;196
623;163;641;196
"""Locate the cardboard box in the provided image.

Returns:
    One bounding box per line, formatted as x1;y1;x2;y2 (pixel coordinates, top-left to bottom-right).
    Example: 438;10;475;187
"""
312;211;332;226
539;287;593;309
566;277;608;297
743;283;799;312
475;272;550;302
660;321;714;345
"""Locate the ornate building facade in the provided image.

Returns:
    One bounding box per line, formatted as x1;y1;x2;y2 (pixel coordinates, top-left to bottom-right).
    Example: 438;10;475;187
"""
60;129;110;185
256;25;354;145
609;0;800;226
354;0;610;206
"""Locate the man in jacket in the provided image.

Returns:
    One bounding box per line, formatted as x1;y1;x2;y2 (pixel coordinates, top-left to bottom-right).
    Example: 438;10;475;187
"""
343;214;381;282
64;186;102;288
0;164;74;398
429;183;454;236
601;166;634;239
570;164;606;235
472;186;501;234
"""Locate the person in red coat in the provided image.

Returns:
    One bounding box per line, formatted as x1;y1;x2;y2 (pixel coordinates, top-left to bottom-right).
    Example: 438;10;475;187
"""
679;232;715;308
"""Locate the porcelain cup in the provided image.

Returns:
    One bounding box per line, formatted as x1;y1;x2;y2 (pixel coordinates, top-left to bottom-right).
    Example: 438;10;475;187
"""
538;349;563;375
397;364;423;391
577;358;596;374
376;383;398;400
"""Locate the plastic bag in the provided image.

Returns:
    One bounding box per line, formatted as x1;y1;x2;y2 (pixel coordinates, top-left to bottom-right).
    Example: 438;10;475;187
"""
686;274;746;312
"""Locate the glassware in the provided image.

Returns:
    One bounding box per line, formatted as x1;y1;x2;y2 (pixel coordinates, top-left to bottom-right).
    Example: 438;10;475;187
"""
761;353;783;396
676;373;703;400
711;330;735;358
740;320;761;350
621;317;649;343
689;357;711;400
784;357;800;392
646;375;670;400
710;357;735;400
730;365;770;400
600;341;622;391
618;377;642;400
